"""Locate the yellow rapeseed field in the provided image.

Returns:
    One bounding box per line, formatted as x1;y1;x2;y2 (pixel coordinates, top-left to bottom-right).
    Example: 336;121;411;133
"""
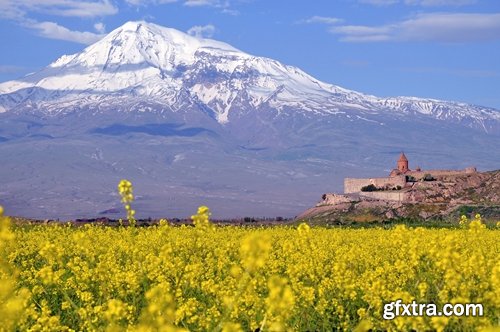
1;191;499;331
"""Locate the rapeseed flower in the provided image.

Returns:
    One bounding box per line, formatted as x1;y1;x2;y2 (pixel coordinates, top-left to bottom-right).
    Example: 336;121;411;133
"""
0;207;498;330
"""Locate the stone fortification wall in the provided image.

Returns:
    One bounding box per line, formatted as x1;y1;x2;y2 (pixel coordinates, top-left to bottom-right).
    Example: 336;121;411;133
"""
344;178;371;194
319;191;409;205
318;193;354;206
407;168;476;180
344;176;406;194
358;191;409;202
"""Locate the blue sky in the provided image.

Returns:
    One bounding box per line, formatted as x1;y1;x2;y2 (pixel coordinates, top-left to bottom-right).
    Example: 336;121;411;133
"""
1;0;499;108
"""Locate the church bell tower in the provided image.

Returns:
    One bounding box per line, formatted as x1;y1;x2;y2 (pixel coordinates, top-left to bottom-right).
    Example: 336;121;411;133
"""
397;152;409;173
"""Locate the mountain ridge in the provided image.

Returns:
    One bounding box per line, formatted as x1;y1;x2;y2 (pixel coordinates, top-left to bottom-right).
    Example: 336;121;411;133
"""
0;21;499;131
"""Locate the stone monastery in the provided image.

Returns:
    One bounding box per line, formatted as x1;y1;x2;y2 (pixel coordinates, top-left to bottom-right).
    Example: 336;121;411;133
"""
322;153;477;204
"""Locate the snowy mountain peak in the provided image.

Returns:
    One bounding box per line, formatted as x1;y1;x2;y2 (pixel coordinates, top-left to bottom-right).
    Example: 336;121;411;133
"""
50;21;245;70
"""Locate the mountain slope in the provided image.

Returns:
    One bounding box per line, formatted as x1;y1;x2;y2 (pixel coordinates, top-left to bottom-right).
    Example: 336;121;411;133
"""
0;21;499;219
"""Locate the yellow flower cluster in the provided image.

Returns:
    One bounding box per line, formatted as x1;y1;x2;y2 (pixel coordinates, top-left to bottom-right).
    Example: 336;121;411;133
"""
118;179;136;226
0;207;30;330
460;214;492;233
0;206;499;331
191;205;213;230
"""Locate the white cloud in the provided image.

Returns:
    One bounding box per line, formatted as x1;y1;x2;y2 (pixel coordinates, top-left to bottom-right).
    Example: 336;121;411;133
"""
43;1;117;17
0;0;118;19
184;0;239;14
399;13;500;42
0;2;24;20
329;13;500;43
187;24;216;38
359;0;399;5
359;0;477;5
124;0;177;6
301;16;343;25
184;0;216;6
123;0;240;14
330;25;393;42
0;1;115;44
221;7;239;15
404;0;477;6
94;22;106;33
26;21;104;45
125;0;227;5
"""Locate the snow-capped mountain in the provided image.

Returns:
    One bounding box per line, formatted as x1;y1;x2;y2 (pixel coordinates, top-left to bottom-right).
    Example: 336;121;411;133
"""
1;21;499;130
0;21;499;219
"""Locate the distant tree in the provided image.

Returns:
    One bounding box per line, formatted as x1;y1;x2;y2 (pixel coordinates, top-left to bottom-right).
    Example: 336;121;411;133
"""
361;184;378;192
423;173;435;181
406;175;416;182
458;205;473;217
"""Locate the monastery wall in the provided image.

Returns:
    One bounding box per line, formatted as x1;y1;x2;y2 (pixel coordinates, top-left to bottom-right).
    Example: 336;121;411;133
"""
318;193;354;206
407;168;476;180
358;191;409;202
339;153;477;202
344;175;406;194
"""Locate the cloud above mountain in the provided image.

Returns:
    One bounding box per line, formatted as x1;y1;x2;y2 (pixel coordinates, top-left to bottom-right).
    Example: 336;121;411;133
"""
0;0;115;44
299;16;343;25
0;0;118;19
24;20;104;44
360;0;477;6
187;24;216;38
307;12;500;43
0;0;240;44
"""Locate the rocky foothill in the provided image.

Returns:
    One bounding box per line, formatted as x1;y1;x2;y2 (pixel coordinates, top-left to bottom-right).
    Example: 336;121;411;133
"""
298;170;500;223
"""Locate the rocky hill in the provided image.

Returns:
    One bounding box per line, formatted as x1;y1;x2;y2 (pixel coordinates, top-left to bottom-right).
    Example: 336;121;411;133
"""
405;170;499;204
298;170;500;223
